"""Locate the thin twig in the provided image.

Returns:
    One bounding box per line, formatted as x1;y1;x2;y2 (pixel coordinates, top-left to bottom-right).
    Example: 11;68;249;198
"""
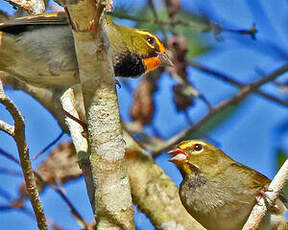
33;172;92;230
112;12;256;39
152;64;288;155
33;131;65;160
189;60;288;107
242;159;288;230
0;167;22;177
62;109;87;131
0;147;19;164
0;81;48;230
0;147;90;229
0;205;14;211
0;120;14;136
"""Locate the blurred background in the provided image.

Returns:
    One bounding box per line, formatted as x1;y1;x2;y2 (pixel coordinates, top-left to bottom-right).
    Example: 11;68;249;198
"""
0;0;287;229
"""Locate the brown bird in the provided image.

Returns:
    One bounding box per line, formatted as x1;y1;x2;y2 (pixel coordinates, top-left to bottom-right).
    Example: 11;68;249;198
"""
169;139;288;230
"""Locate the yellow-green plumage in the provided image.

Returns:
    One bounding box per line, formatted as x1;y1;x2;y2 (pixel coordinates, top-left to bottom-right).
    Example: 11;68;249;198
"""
169;140;287;230
0;12;168;88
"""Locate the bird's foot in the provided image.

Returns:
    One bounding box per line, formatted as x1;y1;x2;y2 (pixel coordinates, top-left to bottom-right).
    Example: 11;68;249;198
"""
256;187;280;212
256;187;273;205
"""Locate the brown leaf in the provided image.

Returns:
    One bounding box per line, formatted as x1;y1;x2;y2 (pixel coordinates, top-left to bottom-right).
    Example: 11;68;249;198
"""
168;36;188;80
130;79;154;125
18;142;81;198
173;84;195;111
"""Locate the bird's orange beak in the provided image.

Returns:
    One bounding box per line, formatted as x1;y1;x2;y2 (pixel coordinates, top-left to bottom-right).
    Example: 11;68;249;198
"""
168;148;188;163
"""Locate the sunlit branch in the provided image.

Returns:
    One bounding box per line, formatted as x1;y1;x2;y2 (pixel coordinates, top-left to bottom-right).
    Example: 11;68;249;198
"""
242;159;288;230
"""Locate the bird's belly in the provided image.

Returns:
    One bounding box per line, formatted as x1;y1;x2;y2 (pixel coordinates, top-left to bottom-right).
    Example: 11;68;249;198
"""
181;186;286;230
180;180;254;230
190;201;251;230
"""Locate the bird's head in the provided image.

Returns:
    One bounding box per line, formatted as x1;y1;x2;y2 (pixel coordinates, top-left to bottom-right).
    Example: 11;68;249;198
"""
106;18;173;77
168;140;232;176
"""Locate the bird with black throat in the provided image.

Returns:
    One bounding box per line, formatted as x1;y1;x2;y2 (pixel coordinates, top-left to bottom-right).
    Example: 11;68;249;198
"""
0;12;173;88
169;139;288;230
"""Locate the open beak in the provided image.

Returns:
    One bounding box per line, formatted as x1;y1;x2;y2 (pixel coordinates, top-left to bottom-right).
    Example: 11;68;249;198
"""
168;148;188;163
158;52;174;67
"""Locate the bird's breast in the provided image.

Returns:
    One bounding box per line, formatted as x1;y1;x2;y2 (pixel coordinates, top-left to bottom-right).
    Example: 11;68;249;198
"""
112;51;145;77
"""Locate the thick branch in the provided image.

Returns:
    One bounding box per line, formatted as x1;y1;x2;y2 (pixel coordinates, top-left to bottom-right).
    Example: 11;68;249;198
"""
60;88;95;211
0;81;48;230
56;0;135;229
242;159;288;230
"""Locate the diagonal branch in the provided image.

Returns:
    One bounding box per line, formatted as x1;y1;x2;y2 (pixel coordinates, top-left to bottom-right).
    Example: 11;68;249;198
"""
0;147;91;230
189;61;288;107
0;120;14;136
1;76;206;229
242;159;288;230
152;63;288;155
3;0;45;15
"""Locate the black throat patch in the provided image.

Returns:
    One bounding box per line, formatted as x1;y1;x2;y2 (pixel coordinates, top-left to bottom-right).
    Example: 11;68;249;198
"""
113;52;146;78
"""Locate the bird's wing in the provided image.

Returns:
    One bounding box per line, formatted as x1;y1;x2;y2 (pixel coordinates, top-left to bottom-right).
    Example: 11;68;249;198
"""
226;162;271;190
229;163;288;208
0;12;68;33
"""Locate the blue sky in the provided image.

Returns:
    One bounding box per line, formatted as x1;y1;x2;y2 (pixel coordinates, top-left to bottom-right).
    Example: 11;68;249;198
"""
0;0;287;229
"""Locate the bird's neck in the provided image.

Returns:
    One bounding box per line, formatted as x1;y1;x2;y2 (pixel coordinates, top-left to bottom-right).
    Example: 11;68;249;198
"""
181;171;208;191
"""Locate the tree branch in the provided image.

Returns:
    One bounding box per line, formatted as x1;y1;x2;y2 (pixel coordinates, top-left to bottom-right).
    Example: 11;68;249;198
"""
189;61;288;107
3;0;45;15
0;120;14;136
242;159;288;230
0;146;91;230
60;88;95;211
1;75;207;229
152;63;288;155
54;0;135;228
0;80;48;230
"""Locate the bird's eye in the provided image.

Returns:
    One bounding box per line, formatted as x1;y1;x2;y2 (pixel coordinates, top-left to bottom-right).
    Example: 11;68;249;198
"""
193;144;203;152
146;36;156;46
